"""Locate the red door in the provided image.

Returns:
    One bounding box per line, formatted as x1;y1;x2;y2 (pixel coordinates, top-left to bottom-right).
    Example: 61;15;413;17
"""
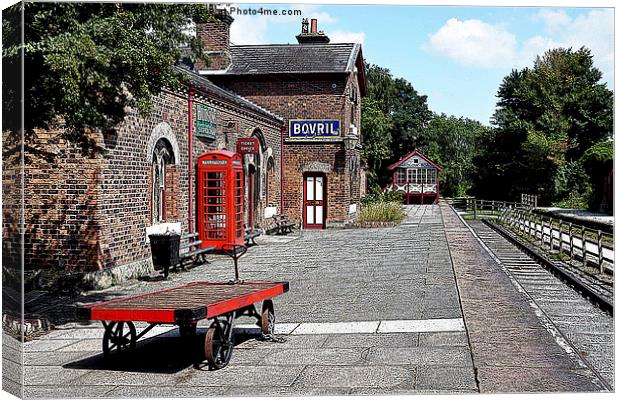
303;173;326;229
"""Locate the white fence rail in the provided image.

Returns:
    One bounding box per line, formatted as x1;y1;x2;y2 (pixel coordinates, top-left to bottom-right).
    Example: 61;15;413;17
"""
499;208;613;274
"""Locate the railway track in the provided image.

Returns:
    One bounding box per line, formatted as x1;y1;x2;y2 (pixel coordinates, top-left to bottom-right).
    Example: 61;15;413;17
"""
467;219;614;390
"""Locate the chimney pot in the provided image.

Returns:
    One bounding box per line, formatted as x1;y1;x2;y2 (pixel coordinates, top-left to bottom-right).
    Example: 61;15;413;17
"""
310;18;318;33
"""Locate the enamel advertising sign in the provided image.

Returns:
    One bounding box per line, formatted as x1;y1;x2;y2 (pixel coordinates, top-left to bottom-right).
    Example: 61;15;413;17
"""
288;119;341;141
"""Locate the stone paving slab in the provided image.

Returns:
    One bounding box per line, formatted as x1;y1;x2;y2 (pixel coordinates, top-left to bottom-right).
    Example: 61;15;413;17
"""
106;385;229;398
415;366;478;391
322;333;419;348
366;346;473;367
24;385;118;398
175;365;305;387
293;365;416;389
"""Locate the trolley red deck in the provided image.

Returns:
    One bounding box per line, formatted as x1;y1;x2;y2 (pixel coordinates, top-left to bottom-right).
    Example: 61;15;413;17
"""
78;281;288;323
78;281;289;369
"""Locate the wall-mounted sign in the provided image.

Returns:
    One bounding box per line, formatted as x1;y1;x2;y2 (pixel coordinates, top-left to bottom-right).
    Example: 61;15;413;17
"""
237;138;260;155
288;119;341;141
202;159;227;165
195;103;217;140
401;158;432;169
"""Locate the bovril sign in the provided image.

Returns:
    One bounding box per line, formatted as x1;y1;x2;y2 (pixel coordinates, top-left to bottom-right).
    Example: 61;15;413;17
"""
289;119;341;141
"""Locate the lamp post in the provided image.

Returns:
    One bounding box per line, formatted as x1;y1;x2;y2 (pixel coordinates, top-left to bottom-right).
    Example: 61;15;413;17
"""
344;128;360;212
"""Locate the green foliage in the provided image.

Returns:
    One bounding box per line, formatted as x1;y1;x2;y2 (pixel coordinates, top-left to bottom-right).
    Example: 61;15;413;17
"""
361;186;404;206
580;140;613;211
581;140;613;172
552;192;590;210
553;161;591;202
358;202;404;223
472;47;613;205
420;114;490;197
3;2;212;145
361;97;392;178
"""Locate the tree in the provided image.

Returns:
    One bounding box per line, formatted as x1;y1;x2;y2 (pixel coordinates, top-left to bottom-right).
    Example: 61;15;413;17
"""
3;2;213;145
473;47;613;204
361;98;391;188
390;78;433;159
422;114;489;197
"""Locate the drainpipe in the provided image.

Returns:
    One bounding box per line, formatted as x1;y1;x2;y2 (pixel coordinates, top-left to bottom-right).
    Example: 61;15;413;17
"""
188;87;195;233
281;125;285;215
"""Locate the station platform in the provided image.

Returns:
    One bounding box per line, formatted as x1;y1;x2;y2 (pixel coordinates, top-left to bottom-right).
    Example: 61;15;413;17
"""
7;205;612;397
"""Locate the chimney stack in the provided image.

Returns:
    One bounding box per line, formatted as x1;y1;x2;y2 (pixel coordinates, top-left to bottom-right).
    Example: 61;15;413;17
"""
195;8;234;71
296;18;330;44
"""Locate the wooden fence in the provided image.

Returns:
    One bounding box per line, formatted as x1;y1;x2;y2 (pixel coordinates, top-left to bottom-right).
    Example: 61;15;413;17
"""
499;207;613;274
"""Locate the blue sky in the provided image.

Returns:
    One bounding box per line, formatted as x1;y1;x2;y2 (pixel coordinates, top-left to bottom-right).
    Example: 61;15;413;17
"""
227;4;614;125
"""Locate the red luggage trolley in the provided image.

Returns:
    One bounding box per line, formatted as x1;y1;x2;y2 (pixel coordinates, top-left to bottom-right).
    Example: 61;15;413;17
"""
78;279;288;369
79;245;288;370
197;150;245;250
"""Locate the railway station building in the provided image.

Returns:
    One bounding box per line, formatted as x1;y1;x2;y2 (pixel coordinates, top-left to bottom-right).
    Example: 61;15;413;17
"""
198;15;368;228
2;11;367;284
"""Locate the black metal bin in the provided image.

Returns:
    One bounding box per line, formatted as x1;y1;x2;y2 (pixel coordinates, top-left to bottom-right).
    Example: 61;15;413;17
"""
149;233;180;277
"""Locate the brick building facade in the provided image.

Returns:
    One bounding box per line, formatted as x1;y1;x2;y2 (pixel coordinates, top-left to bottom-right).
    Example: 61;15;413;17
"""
199;15;367;228
2;67;283;284
2;12;367;284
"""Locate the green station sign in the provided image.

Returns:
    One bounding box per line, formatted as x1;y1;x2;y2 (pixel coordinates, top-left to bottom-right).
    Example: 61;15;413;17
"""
195;103;217;140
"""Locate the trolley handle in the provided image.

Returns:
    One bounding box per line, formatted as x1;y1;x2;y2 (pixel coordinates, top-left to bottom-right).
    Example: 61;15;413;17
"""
221;244;247;282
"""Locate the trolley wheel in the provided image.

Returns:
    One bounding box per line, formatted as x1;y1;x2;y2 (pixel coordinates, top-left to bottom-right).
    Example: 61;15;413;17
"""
204;319;234;370
261;300;275;336
179;323;197;337
102;321;136;357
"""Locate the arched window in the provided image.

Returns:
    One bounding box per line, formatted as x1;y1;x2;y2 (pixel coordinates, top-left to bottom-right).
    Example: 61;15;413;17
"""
152;138;175;223
266;156;275;205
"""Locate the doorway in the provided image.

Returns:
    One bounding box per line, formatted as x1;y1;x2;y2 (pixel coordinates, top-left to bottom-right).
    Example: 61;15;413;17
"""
303;173;326;229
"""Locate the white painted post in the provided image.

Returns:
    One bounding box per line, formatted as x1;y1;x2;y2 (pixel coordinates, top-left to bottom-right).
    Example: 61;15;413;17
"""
581;228;587;267
548;217;554;250
558;220;563;255
597;230;603;273
568;222;574;262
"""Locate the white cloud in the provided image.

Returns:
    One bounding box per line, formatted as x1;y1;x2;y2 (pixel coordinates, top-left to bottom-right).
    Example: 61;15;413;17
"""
424;18;517;68
329;30;365;45
423;10;614;81
533;9;571;32
230;15;270;45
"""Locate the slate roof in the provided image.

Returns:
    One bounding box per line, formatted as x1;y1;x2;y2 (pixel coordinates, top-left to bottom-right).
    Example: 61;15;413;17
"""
210;43;361;75
173;65;283;122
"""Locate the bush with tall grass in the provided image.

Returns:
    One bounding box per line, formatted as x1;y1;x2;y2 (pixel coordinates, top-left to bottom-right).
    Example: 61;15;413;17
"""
357;187;405;224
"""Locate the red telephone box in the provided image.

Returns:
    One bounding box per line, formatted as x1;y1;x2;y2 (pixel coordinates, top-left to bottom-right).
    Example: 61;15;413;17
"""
197;150;244;250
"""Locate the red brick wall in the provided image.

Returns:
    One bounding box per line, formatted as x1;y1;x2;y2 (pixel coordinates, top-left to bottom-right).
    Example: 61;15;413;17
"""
195;16;232;71
3;129;107;272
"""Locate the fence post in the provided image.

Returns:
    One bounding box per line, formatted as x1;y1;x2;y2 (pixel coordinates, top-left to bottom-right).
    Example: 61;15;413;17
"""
548;217;554;250
540;217;545;246
568;222;574;262
597;230;603;274
581;227;587;267
474;201;477;219
558;220;563;255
